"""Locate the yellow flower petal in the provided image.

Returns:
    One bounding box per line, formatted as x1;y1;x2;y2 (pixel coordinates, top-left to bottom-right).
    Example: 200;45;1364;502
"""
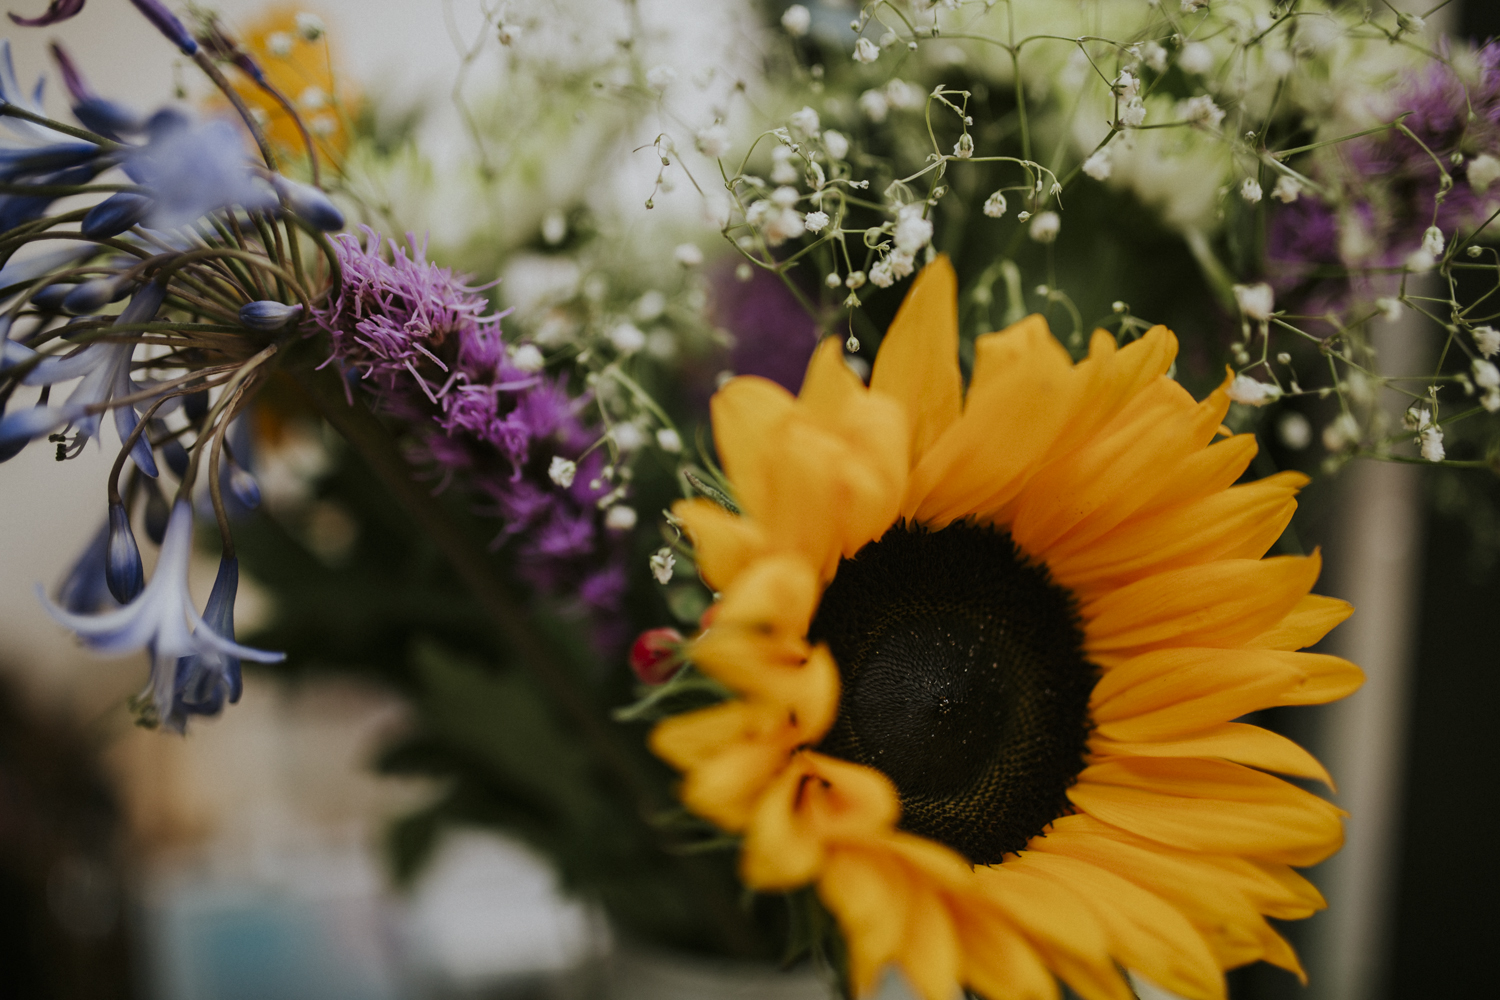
1092;722;1335;789
869;255;963;464
672;497;767;592
742;752;901;889
1012;852;1224;1000
1084;554;1323;660
903;314;1080;526
1068;757;1345;866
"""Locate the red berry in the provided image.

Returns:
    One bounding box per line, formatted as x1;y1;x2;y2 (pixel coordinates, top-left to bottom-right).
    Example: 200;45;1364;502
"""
629;627;684;685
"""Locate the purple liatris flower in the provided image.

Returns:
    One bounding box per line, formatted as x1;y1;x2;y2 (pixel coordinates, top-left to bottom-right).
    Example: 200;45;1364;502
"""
41;500;283;729
315;228;627;646
1269;41;1500;308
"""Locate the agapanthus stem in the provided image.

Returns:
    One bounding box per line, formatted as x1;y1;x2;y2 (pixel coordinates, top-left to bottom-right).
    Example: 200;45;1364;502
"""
295;367;765;958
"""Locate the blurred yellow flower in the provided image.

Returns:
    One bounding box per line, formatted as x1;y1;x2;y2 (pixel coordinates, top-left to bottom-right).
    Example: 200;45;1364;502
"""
210;5;355;167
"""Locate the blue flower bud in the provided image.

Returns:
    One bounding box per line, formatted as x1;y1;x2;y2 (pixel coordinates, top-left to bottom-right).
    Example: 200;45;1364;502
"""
152;419;189;478
143;482;170;546
56;520;115;615
271;175;345;231
82;192;151;238
238;300;304;331
183;388;209;422
30;284;76;311
63;275;133;315
73;98;145;140
127;0;200;56
228;463;261;509
105;501;145;604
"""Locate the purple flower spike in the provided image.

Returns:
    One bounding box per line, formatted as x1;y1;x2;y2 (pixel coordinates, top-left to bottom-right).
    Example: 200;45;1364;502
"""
7;0;85;28
127;0;198;56
316;228;629;649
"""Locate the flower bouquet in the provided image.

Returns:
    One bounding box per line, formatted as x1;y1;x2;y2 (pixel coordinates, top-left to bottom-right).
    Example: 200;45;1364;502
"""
2;1;1490;997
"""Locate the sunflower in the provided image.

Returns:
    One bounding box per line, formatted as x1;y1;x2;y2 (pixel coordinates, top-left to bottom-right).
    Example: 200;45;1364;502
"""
649;258;1363;1000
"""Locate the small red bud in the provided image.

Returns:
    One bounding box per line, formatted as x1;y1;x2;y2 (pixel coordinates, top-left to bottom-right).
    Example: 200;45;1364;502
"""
629;627;685;685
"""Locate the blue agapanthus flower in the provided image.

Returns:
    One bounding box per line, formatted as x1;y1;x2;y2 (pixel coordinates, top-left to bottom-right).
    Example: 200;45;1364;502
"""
41;500;283;730
0;281;167;472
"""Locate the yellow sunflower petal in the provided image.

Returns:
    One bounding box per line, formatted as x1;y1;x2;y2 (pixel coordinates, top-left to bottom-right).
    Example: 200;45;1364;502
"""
741;752;901;890
1011;376;1230;557
1047;472;1305;597
971;863;1134;1000
1091;722;1334;789
1068;757;1345;866
1084;554;1322;660
1012;852;1225;1000
1092;647;1329;738
1246;593;1354;650
955;905;1061;1000
1030;815;1318;976
901;883;964;1000
693;554;820;677
672;497;767;592
710;375;796;520
818;846;912;998
869;255;963;464
903;314;1080;526
1049;326;1179;460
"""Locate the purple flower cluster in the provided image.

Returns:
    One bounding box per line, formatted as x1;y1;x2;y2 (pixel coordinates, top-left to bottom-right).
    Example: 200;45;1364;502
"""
315;228;625;647
1268;42;1500;312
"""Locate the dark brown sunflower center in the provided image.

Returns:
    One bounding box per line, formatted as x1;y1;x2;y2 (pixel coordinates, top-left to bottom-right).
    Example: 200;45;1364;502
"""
810;521;1096;865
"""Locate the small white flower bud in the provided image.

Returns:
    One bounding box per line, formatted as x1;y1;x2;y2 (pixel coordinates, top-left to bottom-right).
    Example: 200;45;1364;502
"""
1227;375;1283;406
823;129;849;160
650;548;677;585
1473;359;1500;390
1120;98;1147;127
853;38;880;64
859;89;889;123
511;344;545;373
696;124;730;158
1422;225;1446;258
1081;150;1112;181
1420;424;1445;462
1232;282;1274;321
771;185;800;208
953;134;974;159
1272;175;1301;203
1241;178;1263;204
609;322;647;354
1474;325;1500;357
1028;211;1061;243
674;243;704;268
1179;42;1214;75
804;210;831;232
846;271;867;290
1469;153;1500;192
267;32;295;57
781;4;811;37
790;106;821;137
1279;412;1312;450
983;191;1008;217
605;506;638;532
656;428;682;453
295;12;325;41
1375;297;1403;322
548;457;577;488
